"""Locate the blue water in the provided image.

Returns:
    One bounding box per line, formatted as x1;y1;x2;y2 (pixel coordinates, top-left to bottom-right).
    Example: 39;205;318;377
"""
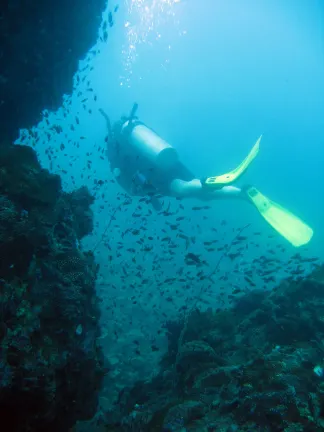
16;0;324;396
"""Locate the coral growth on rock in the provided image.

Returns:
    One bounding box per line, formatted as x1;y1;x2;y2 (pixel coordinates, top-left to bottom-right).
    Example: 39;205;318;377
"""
105;266;324;431
0;144;105;432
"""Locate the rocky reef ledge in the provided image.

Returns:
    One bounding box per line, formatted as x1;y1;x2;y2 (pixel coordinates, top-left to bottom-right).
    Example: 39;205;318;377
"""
105;263;324;431
0;144;106;431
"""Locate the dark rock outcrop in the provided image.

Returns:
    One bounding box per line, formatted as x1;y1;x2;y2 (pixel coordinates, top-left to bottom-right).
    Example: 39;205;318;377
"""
0;0;107;143
0;144;105;431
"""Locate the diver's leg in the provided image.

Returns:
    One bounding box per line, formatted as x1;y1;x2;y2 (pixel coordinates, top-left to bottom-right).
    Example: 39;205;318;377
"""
203;185;246;201
169;178;245;201
169;179;313;247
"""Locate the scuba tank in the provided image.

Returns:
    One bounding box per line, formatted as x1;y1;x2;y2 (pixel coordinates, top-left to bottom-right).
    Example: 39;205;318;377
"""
119;103;179;171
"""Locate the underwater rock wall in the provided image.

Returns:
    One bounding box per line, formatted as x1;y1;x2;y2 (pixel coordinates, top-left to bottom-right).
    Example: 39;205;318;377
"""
0;144;105;431
0;0;106;144
105;265;324;431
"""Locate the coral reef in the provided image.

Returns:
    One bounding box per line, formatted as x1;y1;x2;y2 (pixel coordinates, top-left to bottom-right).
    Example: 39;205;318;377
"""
0;0;107;143
104;266;324;431
0;144;105;431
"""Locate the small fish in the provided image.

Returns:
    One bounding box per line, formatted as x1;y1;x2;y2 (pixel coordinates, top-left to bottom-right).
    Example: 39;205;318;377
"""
244;275;256;287
185;253;202;265
108;11;113;27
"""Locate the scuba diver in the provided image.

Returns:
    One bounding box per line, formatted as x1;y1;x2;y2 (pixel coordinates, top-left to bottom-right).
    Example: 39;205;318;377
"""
99;103;313;248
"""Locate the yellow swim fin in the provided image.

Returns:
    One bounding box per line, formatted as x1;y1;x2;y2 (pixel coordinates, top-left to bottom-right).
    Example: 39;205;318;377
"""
203;135;262;188
245;186;313;247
